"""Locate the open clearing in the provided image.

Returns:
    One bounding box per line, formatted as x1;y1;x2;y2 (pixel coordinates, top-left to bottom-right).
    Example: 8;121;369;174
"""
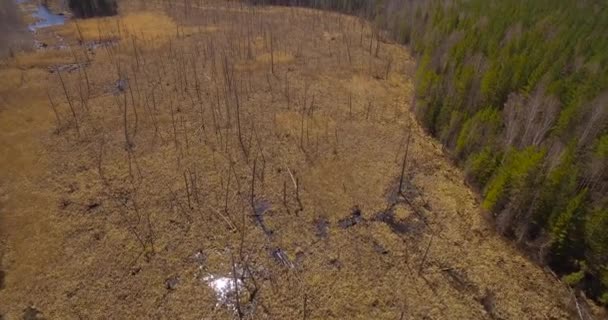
0;1;584;319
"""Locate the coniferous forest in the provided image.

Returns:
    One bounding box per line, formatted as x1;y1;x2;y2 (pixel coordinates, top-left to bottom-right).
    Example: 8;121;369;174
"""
252;0;608;305
68;0;117;18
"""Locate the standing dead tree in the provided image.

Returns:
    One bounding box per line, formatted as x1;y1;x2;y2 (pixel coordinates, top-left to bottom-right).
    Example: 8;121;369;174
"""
57;69;80;137
47;91;62;129
398;128;412;194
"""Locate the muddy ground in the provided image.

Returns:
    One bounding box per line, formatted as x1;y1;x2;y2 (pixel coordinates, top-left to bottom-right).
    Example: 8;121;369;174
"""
0;1;598;319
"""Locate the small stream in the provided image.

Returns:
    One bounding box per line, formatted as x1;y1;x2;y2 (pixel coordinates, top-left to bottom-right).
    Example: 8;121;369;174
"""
29;5;65;31
28;5;65;32
16;0;66;32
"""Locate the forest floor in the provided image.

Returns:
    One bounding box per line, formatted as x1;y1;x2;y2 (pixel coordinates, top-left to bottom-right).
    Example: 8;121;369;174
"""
0;1;600;319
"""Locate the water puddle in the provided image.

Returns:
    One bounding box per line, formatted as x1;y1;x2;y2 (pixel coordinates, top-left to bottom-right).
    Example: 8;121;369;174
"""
253;199;273;237
373;210;410;234
193;249;250;313
202;274;244;308
338;206;364;229
28;5;66;32
372;208;426;236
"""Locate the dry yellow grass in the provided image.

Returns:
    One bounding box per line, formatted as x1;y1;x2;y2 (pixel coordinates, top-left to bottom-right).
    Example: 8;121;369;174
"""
9;49;73;69
57;11;198;47
275;111;337;139
256;51;294;64
236;51;294;71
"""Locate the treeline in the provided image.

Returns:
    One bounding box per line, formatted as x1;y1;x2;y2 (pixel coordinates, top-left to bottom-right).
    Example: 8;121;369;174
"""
250;0;608;305
246;0;371;13
0;0;27;57
0;0;20;28
68;0;117;18
404;0;608;305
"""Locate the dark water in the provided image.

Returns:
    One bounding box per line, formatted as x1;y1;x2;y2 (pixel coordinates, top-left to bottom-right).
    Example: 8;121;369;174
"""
253;200;273;237
28;4;66;31
338;207;363;229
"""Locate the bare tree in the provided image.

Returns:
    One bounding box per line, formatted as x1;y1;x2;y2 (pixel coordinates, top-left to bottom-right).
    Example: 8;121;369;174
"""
520;87;559;147
502;92;524;147
579;91;608;145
